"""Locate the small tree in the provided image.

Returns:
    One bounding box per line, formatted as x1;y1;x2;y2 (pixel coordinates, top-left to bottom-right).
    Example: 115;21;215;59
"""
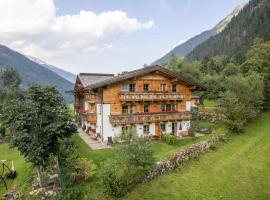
102;137;155;197
219;73;264;131
0;85;76;187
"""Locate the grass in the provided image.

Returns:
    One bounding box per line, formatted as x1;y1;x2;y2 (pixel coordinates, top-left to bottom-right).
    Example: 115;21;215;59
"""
69;133;203;199
0;144;32;197
123;111;270;200
204;99;217;108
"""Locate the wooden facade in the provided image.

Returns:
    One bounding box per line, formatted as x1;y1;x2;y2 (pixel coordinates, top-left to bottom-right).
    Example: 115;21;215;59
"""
73;66;199;140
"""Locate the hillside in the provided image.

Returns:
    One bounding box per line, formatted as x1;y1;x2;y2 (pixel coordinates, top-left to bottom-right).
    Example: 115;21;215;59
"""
27;56;76;83
124;111;270;200
0;45;73;102
152;3;246;65
186;0;270;61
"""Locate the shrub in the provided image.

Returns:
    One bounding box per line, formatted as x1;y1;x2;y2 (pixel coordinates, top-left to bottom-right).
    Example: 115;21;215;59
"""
0;126;6;139
76;158;96;181
161;134;177;145
102;160;129;198
57;187;84;200
59;140;96;188
102;137;155;198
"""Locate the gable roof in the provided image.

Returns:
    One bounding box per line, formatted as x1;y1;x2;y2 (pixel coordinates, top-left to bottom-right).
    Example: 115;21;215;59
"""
85;65;201;90
77;73;114;87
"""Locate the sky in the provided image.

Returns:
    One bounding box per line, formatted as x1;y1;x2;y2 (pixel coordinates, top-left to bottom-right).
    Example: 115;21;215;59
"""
0;0;248;74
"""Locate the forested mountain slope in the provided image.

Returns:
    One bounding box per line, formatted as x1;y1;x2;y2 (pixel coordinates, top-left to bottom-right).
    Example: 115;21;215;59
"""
0;45;73;102
186;0;270;61
152;3;246;65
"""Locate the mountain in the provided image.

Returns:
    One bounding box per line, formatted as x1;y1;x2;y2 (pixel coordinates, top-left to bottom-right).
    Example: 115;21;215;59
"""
0;44;74;102
153;3;246;65
27;56;76;83
186;0;270;61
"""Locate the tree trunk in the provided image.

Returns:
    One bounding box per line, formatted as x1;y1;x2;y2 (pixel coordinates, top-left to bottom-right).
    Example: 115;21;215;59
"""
37;166;44;188
10;126;14;147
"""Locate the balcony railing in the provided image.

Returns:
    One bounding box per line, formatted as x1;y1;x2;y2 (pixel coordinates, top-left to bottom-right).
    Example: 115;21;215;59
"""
109;112;192;126
119;92;185;101
82;113;97;123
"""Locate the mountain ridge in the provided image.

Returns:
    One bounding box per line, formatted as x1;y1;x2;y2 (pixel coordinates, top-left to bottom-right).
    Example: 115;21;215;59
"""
152;3;246;65
0;44;73;102
26;55;76;83
186;0;270;61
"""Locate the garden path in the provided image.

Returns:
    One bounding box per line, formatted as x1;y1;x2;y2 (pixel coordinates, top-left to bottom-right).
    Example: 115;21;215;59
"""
77;129;111;150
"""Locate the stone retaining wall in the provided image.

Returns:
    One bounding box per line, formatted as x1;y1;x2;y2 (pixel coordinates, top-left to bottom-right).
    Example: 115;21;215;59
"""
193;109;226;123
144;134;228;181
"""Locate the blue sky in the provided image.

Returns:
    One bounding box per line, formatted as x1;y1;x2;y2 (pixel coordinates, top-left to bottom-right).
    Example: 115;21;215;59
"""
0;0;248;74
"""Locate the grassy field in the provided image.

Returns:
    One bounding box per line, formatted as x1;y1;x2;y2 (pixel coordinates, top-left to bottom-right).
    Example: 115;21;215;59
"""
0;144;32;197
123;111;270;200
203;99;217;108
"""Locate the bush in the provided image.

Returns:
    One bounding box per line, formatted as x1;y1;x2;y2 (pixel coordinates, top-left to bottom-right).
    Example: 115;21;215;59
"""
76;158;96;181
161;134;177;145
57;187;85;200
59;140;96;188
0;126;6;138
102;137;155;198
102;160;129;198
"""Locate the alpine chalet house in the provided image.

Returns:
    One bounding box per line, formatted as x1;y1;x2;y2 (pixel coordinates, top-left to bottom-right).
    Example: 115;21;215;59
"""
73;65;200;142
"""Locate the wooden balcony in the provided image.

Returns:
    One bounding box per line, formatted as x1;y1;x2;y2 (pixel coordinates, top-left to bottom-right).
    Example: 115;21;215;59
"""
119;92;185;102
109;112;192;126
82;113;97;123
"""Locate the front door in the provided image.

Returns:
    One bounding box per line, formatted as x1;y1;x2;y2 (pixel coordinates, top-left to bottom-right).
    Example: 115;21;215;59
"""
155;123;161;138
172;122;177;135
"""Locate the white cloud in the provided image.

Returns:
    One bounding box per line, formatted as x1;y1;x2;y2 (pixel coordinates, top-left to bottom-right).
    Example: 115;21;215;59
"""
0;0;154;60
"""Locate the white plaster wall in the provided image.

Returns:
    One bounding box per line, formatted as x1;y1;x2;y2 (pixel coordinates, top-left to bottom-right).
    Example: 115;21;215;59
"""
149;123;155;136
84;101;89;110
182;120;191;131
166;122;172;134
96;104;115;141
136;125;144;136
186;101;191;111
112;126;122;137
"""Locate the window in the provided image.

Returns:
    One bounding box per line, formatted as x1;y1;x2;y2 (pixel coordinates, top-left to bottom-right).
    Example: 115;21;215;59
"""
144;104;149;113
166;104;171;111
160;84;166;92
172;104;177;111
160;123;166;132
130;105;136;114
143;125;150;135
121;84;129;91
129;84;136;92
161;104;177;112
143;84;149;92
122;105;129;114
161;104;166;112
172;84;177;92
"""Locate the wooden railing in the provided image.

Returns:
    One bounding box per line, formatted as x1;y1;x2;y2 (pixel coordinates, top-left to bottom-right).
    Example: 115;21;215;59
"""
110;112;192;126
119;92;185;101
81;113;97;123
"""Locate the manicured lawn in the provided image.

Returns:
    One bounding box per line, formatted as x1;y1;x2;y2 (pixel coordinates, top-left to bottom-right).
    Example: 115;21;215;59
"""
0;144;32;197
123;111;270;200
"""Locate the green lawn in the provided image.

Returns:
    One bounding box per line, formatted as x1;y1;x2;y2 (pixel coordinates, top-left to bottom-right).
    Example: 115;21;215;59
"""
70;133;204;199
204;99;217;108
123;111;270;200
0;144;32;197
